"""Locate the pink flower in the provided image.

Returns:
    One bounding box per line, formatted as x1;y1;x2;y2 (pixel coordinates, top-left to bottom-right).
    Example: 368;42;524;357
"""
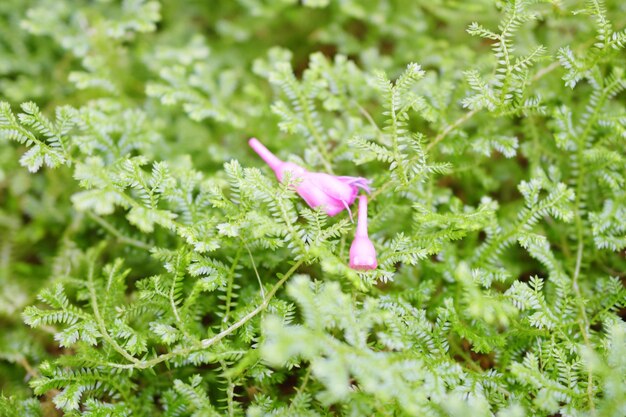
248;138;370;217
349;195;377;270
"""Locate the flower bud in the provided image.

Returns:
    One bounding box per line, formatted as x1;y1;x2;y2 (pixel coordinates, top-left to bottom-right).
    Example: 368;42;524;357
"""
349;195;377;270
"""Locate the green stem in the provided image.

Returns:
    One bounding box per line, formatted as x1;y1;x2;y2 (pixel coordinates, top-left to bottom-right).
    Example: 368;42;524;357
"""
86;256;140;365
101;259;303;370
87;211;152;250
222;246;243;325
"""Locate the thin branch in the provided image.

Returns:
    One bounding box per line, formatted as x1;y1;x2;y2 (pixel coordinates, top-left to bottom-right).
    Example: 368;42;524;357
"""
354;101;382;133
100;259;303;370
426;59;562;153
86;256;141;365
244;240;265;299
288;366;313;412
531;60;561;82
426;108;478;153
87;211;152;251
222;246;243;325
16;356;39;380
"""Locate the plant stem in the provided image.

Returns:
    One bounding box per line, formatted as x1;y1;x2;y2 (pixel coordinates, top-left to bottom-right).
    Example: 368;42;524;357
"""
102;259;303;370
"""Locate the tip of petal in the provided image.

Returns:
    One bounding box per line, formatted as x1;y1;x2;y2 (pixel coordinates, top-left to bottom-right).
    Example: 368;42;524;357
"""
354;179;372;194
337;176;372;193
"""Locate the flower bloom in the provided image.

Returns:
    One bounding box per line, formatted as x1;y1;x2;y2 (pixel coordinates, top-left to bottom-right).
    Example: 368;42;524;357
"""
248;138;370;217
349;195;377;270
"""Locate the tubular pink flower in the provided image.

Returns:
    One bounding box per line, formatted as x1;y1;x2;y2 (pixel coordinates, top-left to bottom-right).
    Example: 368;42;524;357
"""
248;138;370;217
349;195;377;270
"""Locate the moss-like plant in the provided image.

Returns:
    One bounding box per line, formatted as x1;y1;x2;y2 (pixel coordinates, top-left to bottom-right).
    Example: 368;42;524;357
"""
1;1;625;416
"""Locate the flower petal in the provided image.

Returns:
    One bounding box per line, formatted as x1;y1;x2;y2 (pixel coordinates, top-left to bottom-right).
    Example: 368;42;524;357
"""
337;176;372;193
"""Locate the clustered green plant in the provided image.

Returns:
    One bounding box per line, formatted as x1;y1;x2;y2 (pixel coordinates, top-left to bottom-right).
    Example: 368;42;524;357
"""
1;0;625;416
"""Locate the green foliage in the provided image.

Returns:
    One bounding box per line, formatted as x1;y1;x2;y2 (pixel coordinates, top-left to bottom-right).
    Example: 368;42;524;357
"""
1;0;626;416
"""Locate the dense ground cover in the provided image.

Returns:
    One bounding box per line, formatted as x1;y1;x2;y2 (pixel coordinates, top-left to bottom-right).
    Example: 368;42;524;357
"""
1;0;625;416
